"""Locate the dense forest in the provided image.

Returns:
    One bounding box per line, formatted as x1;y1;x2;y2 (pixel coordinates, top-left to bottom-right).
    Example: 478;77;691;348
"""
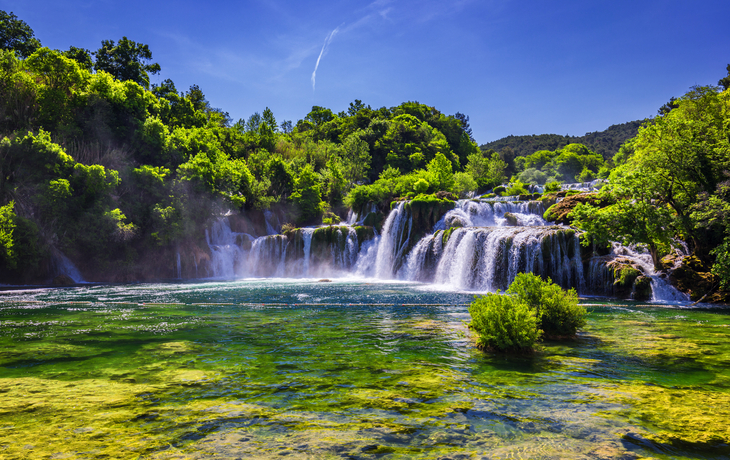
480;120;644;161
1;10;729;298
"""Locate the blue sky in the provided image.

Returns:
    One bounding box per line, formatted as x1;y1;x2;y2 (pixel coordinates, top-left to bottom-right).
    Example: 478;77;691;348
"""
4;0;730;144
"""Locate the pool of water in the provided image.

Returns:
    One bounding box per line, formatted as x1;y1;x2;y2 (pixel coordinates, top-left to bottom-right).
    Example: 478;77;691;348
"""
0;279;729;459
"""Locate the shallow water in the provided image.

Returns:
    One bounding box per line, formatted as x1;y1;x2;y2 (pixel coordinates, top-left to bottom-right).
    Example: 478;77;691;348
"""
0;279;728;459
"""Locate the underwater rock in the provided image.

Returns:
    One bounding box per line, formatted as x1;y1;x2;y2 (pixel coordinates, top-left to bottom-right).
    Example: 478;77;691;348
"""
52;274;75;286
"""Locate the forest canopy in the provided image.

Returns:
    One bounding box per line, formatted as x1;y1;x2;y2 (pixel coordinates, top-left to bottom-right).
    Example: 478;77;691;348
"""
1;8;729;293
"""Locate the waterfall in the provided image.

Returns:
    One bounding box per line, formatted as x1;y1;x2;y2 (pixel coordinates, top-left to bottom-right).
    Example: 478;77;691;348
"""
200;195;687;302
176;252;182;279
206;218;246;278
264;210;280;235
609;243;688;302
51;250;84;283
301;228;315;277
373;202;411;278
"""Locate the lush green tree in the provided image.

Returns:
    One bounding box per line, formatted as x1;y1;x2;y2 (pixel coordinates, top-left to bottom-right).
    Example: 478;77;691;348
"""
469;293;541;352
506;273;585;337
340;133;371;186
426;152;455;191
452;172;476;197
93;37;161;89
552;144;604;182
0;10;40;58
465;151;507;189
62;46;93;71
573;85;730;267
0;201;15;268
291;164;325;224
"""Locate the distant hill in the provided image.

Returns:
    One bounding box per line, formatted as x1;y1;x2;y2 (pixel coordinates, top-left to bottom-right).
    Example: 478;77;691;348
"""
480;120;645;160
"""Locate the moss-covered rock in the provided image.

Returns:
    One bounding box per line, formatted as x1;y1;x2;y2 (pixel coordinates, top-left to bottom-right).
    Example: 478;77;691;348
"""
633;276;652;301
354;226;375;246
669;255;729;302
503;212;518;226
606;258;644;299
362;211;384;231
543;192;611;225
406;194;456;232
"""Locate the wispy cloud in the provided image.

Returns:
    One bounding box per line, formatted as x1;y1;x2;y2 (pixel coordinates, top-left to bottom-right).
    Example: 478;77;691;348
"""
311;27;340;91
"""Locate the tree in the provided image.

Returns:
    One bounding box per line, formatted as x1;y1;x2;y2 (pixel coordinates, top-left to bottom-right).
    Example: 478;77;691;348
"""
185;84;209;112
454;112;473;141
62;46;93;71
93;37;161;89
347;99;367;116
340;133;371;186
0;201;15;269
719;64;730;90
262;107;277;132
573;85;730;267
465;151;507;189
426;152;455;192
0;10;40;58
291;164;325;224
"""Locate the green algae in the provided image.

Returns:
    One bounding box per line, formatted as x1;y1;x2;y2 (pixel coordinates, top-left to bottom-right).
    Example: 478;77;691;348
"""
0;284;729;459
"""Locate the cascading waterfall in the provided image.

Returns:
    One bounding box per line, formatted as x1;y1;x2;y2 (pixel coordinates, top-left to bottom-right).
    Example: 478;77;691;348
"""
51;250;85;283
610;243;688;301
201;196;687;301
373;202;411;278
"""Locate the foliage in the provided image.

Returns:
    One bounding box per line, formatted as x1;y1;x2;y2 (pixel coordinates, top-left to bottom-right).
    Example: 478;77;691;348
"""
481;120;643;163
469;293;541;352
572;85;730;268
93;37;161;89
291;164;325;224
0;10;41;58
465;151;506;190
503;180;528;196
469;273;586;352
0;200;15;267
506;273;585;337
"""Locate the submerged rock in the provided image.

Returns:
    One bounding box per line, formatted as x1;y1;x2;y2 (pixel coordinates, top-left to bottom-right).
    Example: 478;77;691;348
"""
52;274;75;286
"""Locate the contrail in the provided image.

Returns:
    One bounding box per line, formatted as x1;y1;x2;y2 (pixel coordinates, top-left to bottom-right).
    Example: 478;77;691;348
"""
311;27;340;91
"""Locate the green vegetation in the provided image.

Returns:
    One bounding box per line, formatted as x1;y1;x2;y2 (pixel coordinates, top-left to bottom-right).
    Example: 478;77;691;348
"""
469;293;541;352
0;10;478;282
469;273;586;352
571;85;730;281
480;120;643;167
1;8;730;295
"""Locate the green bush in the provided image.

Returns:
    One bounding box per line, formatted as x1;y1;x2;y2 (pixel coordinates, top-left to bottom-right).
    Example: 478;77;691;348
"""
544;181;561;193
468;273;587;353
503;180;528;196
468;293;541;352
507;273;586;337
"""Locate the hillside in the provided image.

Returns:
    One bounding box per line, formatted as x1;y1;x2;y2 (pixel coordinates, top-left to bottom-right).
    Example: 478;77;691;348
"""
480;120;644;160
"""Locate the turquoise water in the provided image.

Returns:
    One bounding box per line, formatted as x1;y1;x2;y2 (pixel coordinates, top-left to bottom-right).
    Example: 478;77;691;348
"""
0;279;729;459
